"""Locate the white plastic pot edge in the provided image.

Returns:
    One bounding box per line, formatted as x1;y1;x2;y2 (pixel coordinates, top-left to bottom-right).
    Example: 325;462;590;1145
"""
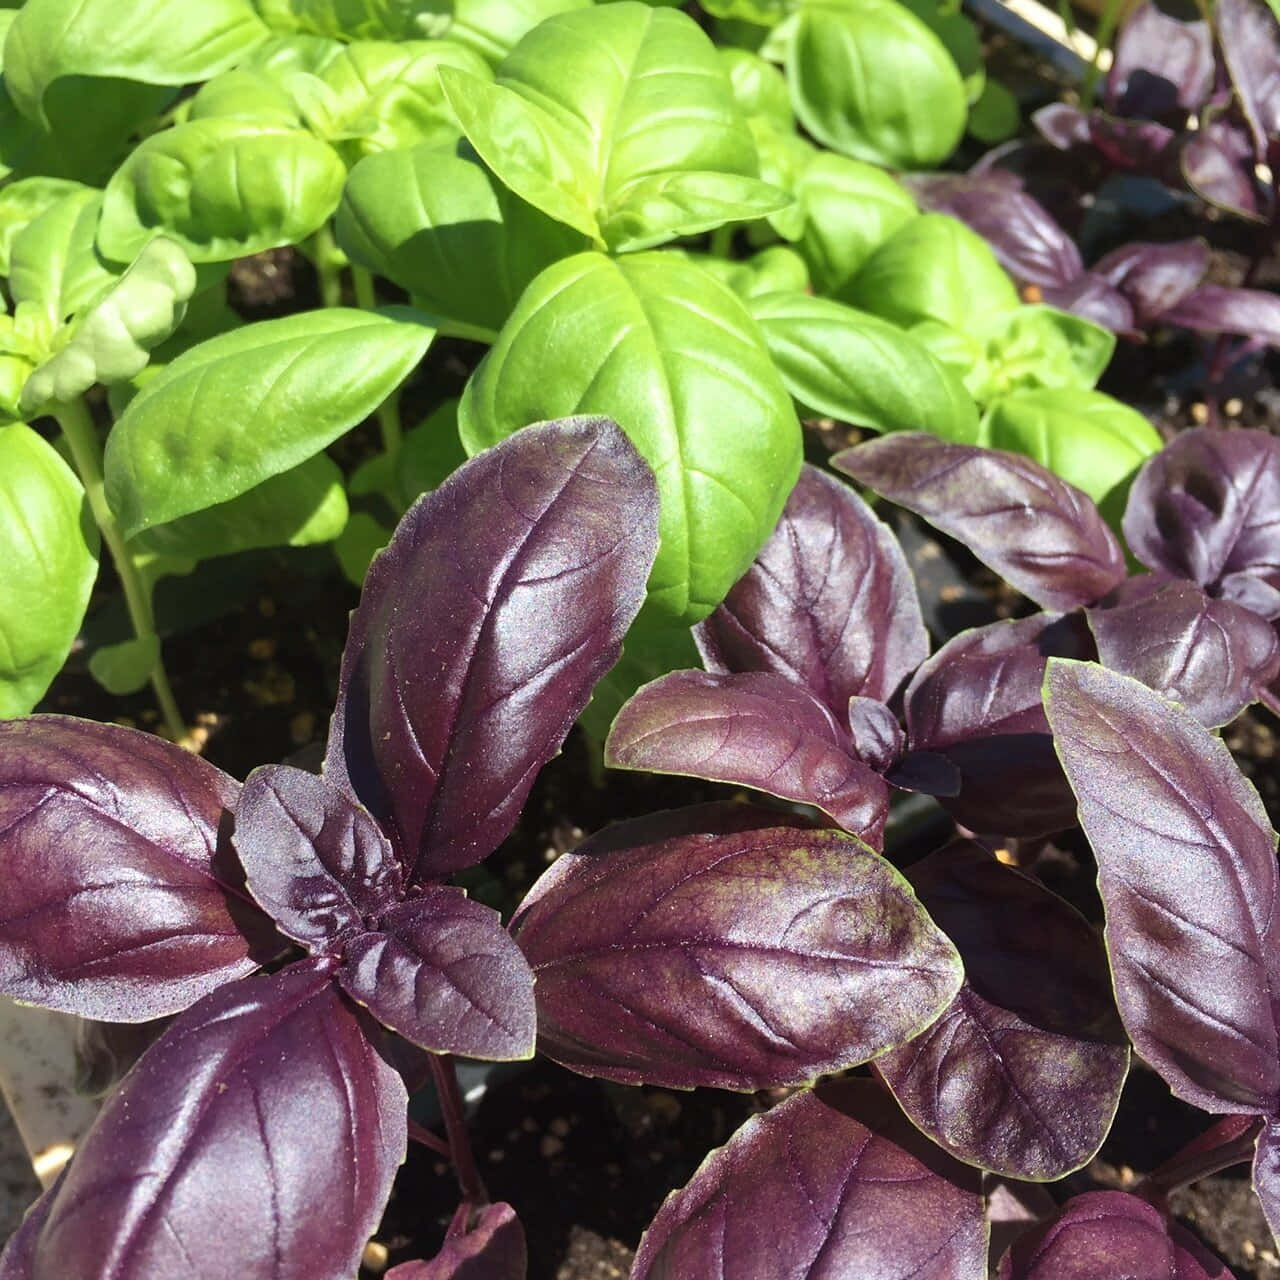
964;0;1112;79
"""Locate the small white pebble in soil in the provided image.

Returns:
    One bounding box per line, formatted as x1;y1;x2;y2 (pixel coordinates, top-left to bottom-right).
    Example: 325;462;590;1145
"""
1190;403;1210;424
362;1241;389;1272
540;1135;564;1158
1225;398;1244;417
1245;1240;1258;1260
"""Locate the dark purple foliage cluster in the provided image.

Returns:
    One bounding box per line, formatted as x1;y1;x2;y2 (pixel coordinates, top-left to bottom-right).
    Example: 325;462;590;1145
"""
3;416;1280;1277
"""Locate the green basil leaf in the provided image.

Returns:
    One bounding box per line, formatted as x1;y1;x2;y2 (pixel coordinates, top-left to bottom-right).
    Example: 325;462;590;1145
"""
719;47;794;129
395;398;467;504
88;634;161;695
252;0;450;39
98;119;347;264
21;238;197;414
105;308;434;537
333;509;393;585
699;0;793;27
795;153;916;296
4;0;268;128
0;422;99;717
749;290;980;440
131;452;349;559
968;77;1019;143
0;177;90;275
459;251;801;623
447;0;590;65
845;212;1018;327
982;305;1116;395
9;188;114;327
189;68;307;128
786;0;966;168
977;389;1163;506
679;245;810;299
442;3;787;251
336;142;588;332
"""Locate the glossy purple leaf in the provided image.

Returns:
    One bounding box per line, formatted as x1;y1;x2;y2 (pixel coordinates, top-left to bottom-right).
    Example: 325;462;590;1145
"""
606;670;890;847
1105;2;1214;115
694;464;928;714
1254;1118;1280;1248
325;417;659;882
1123;427;1280;619
632;1079;986;1280
1218;0;1280;158
12;962;407;1280
1034;102;1092;149
339;889;536;1060
233;764;402;954
997;1190;1231;1279
1181;120;1265;216
512;805;962;1090
910;173;1083;287
1045;660;1280;1113
875;842;1128;1180
845;695;904;773
1087;576;1280;727
1162;283;1280;346
833;434;1127;611
1039;275;1136;333
386;1203;526;1280
1092;239;1209;327
0;1174;62;1279
0;716;274;1022
904;614;1093;836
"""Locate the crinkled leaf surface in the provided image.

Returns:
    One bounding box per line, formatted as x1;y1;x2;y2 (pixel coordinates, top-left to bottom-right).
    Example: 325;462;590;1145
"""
253;0;449;40
1104;1;1213;115
459;252;800;624
326;417;658;881
876;842;1128;1180
11;962;406;1280
1087;576;1280;727
386;1203;526;1280
1045;660;1280;1113
105;308;433;537
695;463;928;710
233;764;401;954
0;177;91;276
339;889;536;1060
7;187;114;328
997;1190;1230;1280
748;290;980;441
835;433;1126;610
633;1079;986;1279
0;424;98;718
606;670;891;847
1122;427;1280;619
512;804;962;1089
0;716;275;1021
905;613;1092;837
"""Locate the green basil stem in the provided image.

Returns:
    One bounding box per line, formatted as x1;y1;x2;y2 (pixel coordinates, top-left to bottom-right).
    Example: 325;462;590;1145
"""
709;223;734;260
310;221;345;309
52;397;186;745
1080;0;1127;111
351;265;404;457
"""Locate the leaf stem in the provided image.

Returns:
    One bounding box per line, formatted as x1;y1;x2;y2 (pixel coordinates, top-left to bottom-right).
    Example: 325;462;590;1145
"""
428;1054;487;1208
1080;0;1126;111
52;397;186;744
709;223;735;260
351;266;404;456
311;221;345;309
1139;1114;1263;1202
435;319;500;345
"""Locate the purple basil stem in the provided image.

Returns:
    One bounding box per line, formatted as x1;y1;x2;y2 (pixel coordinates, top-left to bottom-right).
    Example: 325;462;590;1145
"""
632;1079;986;1280
0;716;276;1021
512;804;962;1090
1087;576;1280;727
324;416;660;882
1045;659;1280;1113
233;763;403;953
1218;0;1280;159
606;670;891;847
833;434;1127;612
1162;282;1280;347
1091;239;1209;327
1104;1;1214;117
904;613;1093;837
1123;427;1280;620
385;1203;527;1279
996;1190;1231;1280
875;842;1128;1181
694;463;928;714
338;889;535;1060
0;962;408;1280
1255;1119;1280;1248
1039;275;1136;333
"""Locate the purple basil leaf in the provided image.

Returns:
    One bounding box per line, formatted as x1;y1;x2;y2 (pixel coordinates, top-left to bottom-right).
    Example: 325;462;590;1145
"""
904;614;1094;837
833;434;1126;611
1087;576;1280;727
909;173;1083;288
845;694;904;773
1092;239;1209;327
1034;102;1092;149
694;463;928;714
325;416;659;882
884;750;962;797
233;763;402;954
1039;275;1136;333
0;715;275;1022
606;670;891;847
1045;659;1280;1113
1254;1118;1280;1249
339;888;535;1060
1181;120;1265;216
1105;2;1215;116
386;1203;527;1280
876;842;1128;1180
1162;282;1280;347
0;1172;64;1278
512;804;962;1090
632;1079;986;1280
15;961;407;1280
1218;0;1280;158
1123;427;1280;619
997;1190;1231;1279
1090;114;1177;173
